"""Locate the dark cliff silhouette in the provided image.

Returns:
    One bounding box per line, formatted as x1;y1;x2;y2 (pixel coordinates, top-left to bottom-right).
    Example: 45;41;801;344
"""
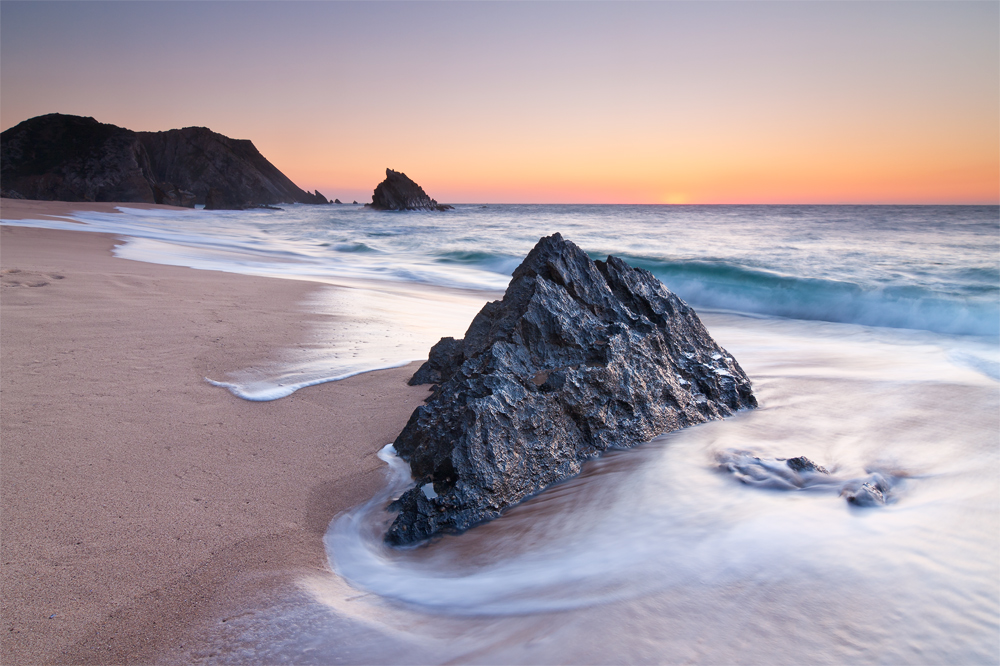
1;113;330;209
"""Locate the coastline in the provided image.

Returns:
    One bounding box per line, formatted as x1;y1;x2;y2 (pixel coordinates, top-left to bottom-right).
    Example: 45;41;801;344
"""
0;198;191;224
1;203;432;664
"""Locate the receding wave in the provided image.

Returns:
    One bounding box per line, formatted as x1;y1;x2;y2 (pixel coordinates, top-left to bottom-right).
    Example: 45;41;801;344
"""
333;242;377;253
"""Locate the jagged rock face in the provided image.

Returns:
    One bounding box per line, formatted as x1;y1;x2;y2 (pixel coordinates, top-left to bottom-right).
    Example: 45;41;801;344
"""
0;114;156;203
1;113;326;208
369;168;453;211
387;233;757;545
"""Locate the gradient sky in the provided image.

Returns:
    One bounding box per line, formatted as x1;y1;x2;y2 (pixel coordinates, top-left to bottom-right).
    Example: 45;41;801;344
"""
2;1;997;204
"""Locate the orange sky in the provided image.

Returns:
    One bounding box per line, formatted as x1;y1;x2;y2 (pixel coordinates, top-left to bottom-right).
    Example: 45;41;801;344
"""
2;2;997;204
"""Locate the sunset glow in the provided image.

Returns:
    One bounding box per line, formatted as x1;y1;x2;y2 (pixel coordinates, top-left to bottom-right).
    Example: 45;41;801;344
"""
2;1;997;204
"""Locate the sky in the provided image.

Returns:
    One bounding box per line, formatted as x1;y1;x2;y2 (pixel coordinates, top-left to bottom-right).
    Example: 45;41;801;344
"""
1;1;997;205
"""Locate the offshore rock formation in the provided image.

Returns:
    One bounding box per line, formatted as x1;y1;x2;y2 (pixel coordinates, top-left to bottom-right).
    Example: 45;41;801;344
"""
386;233;757;545
0;113;329;208
368;168;453;211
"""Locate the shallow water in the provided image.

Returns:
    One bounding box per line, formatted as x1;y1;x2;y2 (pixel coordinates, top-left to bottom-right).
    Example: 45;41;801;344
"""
3;204;997;662
176;313;999;664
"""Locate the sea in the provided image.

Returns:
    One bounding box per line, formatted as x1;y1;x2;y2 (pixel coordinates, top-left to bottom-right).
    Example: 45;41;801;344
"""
3;203;998;663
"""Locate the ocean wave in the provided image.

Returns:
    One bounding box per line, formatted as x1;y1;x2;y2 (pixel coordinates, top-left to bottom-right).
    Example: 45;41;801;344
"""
333;242;377;253
3;205;996;337
621;258;999;337
433;249;521;276
428;248;998;337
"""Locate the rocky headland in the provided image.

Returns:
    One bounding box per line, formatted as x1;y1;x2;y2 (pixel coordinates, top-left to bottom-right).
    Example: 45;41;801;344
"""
386;233;757;545
368;168;453;211
1;113;330;209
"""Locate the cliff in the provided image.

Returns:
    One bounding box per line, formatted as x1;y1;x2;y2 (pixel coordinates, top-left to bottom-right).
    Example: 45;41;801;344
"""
1;114;329;209
0;114;156;203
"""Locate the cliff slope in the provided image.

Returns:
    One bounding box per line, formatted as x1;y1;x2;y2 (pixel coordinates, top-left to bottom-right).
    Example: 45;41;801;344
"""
1;113;328;208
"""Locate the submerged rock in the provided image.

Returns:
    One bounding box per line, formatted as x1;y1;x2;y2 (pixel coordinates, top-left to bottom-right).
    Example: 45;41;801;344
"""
368;168;453;211
785;456;828;474
386;233;757;545
717;449;899;507
717;451;834;490
841;474;892;507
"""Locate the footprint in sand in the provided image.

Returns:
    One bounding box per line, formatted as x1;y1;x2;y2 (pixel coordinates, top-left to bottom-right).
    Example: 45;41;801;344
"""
0;268;65;288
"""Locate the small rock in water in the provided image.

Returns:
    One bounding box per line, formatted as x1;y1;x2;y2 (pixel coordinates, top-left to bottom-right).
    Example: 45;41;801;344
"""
842;473;892;507
718;449;898;508
717;451;832;490
386;233;757;545
785;456;828;474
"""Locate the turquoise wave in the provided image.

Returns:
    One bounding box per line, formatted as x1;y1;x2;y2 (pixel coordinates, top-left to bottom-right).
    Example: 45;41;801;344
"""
627;258;999;337
433;248;997;336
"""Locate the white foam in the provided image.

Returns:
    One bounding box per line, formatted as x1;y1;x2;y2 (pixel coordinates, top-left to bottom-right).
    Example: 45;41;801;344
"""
321;315;999;636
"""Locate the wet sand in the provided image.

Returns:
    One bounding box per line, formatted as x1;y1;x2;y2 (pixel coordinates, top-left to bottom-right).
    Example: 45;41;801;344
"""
1;201;431;664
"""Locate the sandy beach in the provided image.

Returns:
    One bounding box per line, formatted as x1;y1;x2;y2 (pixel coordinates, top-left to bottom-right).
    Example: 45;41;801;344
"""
1;200;431;664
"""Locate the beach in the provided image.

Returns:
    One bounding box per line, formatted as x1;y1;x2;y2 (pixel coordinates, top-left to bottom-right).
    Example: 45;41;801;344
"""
1;201;431;664
2;200;996;664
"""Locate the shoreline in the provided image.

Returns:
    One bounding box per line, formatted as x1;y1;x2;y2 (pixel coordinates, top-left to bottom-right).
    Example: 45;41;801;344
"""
0;198;192;223
1;202;432;664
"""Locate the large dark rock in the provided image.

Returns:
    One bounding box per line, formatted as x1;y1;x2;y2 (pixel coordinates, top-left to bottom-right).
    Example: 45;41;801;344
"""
386;233;757;545
135;125;327;208
368;168;453;211
1;113;327;208
0;114;156;203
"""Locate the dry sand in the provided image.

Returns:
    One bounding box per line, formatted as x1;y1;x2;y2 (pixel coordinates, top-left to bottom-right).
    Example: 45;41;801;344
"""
1;201;431;664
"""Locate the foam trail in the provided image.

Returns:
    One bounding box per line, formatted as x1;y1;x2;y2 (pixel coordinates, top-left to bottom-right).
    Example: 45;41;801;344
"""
203;281;491;401
206;360;414;401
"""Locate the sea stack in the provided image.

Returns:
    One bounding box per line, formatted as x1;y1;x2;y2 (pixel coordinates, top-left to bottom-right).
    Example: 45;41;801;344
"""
368;168;453;211
386;233;757;545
